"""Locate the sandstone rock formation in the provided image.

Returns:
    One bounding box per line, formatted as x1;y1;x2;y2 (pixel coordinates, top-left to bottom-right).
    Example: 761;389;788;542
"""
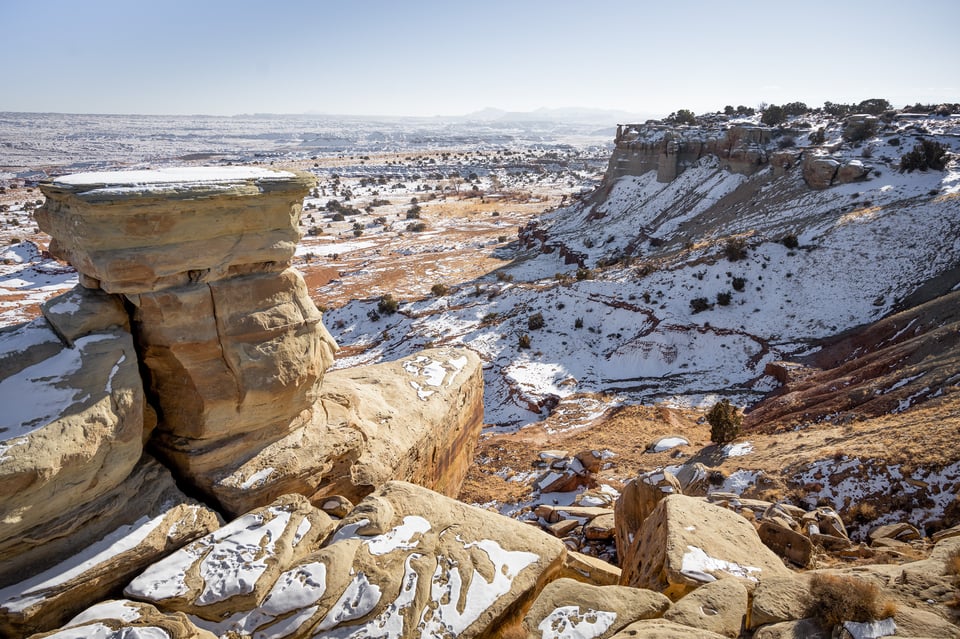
29;599;218;639
662;578;748;638
0;167;486;634
0;285;144;548
125;481;566;638
523;578;670;639
607;125;771;183
35;167;317;294
0;457;220;637
619;494;792;600
614;470;681;574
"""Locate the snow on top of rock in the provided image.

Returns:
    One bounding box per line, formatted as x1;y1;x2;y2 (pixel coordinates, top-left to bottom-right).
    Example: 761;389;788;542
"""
0;512;168;614
680;545;761;583
0;333;116;445
538;605;618;639
53;166;295;187
419;537;539;635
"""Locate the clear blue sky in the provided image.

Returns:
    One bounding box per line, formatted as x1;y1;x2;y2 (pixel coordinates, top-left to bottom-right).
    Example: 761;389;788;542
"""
2;0;957;117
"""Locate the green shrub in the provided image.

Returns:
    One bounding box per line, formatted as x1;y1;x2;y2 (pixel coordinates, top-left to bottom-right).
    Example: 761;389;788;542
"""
527;312;545;330
707;399;742;444
761;104;786;126
716;291;732;306
732;277;746;292
574;317;584;329
377;294;399;315
808;128;825;145
431;283;449;297
900;139;950;172
576;267;594;281
781;234;799;249
406;222;427;232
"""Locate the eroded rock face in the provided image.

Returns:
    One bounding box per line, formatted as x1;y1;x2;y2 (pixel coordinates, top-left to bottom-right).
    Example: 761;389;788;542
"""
523;578;670;639
36;167;316;294
0;300;144;547
28;599;218;639
126;482;566;639
131;267;337;443
614;470;681;574
157;347;484;516
619;495;792;600
0;457;220;637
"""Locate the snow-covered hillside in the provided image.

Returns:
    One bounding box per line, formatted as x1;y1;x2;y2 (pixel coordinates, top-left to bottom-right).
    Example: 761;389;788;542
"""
325;111;960;430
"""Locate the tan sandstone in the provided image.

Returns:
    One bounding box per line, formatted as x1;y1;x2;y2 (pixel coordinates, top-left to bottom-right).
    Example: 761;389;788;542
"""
619;495;792;600
523;578;670;639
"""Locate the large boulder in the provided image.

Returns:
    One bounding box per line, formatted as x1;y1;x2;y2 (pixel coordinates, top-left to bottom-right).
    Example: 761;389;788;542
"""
614;470;681;573
126;482;565;639
36;167;316;294
162;347;484;516
523;578;670;639
0;306;144;547
802;153;840;189
662;577;748;637
610;618;728;638
0;457;220;637
620;495;792;600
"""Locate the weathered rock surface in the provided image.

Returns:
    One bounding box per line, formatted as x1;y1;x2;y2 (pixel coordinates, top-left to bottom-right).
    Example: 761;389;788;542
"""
0;457;220;637
0;310;144;547
36;167;317;294
802;153;840;189
132;267;337;443
523;578;670;639
615;470;681;574
749;574;813;629
752;618;828;639
124;493;333;621
609;618;728;638
560;550;622;586
171;347;484;515
758;520;813;567
29;599;216;639
620;495;792;600
125;482;565;639
662;577;748;637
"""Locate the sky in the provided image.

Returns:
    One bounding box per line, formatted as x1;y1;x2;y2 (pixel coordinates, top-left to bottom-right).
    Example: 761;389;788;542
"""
1;0;958;118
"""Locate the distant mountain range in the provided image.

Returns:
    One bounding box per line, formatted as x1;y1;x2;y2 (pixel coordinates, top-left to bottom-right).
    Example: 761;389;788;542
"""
456;106;657;124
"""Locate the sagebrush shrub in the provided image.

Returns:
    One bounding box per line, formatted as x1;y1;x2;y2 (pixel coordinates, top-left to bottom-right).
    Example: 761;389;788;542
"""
807;573;896;629
707;399;741;444
431;283;448;297
518;333;531;349
527;312;545;330
377;294;398;315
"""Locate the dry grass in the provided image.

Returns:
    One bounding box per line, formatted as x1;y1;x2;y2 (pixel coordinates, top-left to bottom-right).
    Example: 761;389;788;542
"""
947;547;960;577
807;573;897;628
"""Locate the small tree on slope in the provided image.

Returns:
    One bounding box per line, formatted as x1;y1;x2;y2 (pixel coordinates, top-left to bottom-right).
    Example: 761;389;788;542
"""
707;399;742;444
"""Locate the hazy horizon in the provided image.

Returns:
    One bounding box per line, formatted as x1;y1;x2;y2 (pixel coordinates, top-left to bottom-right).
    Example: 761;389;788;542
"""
2;0;958;118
